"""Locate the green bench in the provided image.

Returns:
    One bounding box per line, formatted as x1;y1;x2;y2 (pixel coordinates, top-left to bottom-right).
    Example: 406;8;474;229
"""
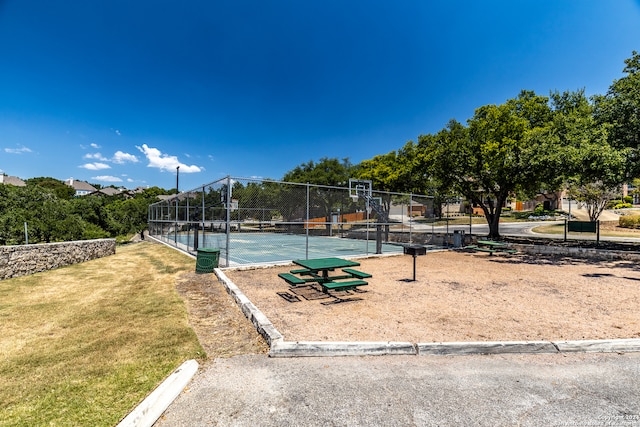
278;273;307;286
466;245;517;256
473;247;495;254
290;268;312;275
342;268;372;279
320;280;368;293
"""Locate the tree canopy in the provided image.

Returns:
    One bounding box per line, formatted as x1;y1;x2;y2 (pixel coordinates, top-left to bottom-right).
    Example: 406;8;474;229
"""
0;183;166;245
594;50;640;175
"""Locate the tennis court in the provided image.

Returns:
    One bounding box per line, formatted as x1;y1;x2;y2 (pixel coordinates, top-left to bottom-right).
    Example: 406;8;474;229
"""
149;176;437;266
167;232;416;266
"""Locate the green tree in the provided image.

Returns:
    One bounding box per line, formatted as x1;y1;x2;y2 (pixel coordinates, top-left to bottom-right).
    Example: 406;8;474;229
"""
283;157;353;186
104;197;150;236
520;89;618;211
416;124;468;218
282;158;354;230
550;90;626;220
593;51;640;175
25;177;75;199
0;180;169;244
355;142;423;194
425;91;554;238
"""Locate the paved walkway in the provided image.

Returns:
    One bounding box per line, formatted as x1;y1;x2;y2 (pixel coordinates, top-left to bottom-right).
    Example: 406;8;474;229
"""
156;352;640;426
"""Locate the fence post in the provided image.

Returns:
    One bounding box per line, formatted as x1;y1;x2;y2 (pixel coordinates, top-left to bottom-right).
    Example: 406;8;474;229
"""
201;186;205;249
564;219;567;242
409;193;413;244
225;176;232;267
305;182;310;260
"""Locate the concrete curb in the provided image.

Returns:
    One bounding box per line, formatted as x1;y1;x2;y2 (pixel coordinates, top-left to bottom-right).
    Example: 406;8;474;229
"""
417;340;558;355
554;338;640;353
214;269;283;346
117;359;198;427
270;341;417;357
214;267;640;358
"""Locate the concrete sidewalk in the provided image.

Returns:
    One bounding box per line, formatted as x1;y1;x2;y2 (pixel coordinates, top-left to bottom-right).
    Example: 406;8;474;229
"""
155;352;640;426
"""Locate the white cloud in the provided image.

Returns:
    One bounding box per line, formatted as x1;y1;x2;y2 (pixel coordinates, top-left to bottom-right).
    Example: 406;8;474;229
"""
136;144;202;173
4;145;32;154
84;152;108;161
92;175;123;182
90;143;100;149
80;162;111;170
127;178;134;183
115;130;121;136
112;151;139;164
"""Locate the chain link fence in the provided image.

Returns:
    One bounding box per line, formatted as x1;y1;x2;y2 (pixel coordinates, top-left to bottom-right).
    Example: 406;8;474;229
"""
148;176;439;266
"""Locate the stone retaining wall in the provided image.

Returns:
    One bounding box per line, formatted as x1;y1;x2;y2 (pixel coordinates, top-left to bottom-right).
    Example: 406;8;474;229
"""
511;243;640;261
0;239;116;280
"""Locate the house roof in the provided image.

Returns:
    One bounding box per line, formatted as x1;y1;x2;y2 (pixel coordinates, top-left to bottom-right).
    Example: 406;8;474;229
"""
65;179;97;192
0;175;26;186
97;187;120;196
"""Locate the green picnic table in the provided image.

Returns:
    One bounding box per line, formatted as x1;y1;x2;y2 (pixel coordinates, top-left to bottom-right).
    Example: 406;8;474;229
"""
468;240;517;255
278;257;371;293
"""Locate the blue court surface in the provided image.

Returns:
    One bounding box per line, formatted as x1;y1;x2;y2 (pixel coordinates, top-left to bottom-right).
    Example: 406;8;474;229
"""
177;232;407;265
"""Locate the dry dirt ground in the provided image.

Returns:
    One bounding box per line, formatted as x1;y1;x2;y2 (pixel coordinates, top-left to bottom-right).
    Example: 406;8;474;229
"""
219;250;640;343
175;272;269;357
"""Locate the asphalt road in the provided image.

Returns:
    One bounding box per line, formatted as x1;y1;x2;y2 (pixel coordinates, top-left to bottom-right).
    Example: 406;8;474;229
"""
414;220;640;243
416;220;554;237
156;352;640;427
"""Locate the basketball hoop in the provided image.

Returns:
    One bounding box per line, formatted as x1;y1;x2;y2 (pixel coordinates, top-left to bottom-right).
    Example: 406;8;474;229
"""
348;178;372;200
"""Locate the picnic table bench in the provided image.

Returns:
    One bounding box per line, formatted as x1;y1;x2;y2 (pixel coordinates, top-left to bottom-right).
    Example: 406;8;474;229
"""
341;268;372;279
278;272;307;286
320;279;368;292
279;257;372;293
467;240;517;256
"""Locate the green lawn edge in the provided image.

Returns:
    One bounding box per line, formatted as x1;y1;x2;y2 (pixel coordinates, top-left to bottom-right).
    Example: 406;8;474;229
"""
0;242;205;427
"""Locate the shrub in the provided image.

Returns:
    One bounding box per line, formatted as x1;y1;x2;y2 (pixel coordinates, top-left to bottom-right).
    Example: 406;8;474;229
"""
607;199;622;209
613;202;633;209
623;195;634;204
533;203;545;216
619;215;640;228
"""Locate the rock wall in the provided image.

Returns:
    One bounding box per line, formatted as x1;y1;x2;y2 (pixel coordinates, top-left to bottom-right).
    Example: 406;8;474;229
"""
511;243;640;261
0;239;116;280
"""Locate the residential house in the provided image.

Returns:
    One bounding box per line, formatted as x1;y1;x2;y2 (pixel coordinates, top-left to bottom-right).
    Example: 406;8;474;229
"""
64;178;97;196
88;187;122;197
0;174;26;186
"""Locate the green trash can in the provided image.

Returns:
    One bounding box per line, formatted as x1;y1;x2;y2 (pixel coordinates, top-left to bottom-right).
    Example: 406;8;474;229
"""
196;248;220;273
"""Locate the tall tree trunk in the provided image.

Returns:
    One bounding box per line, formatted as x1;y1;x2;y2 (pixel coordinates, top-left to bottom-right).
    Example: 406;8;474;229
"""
487;213;501;239
477;192;506;239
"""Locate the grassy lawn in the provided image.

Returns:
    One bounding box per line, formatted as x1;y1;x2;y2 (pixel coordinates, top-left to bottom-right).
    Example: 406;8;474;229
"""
0;242;205;426
533;221;640;238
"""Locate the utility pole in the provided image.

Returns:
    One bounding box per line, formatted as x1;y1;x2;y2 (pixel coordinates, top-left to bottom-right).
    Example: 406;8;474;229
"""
176;165;180;194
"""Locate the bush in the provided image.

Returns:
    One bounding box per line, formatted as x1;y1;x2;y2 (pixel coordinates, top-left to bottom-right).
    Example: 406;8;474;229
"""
619;215;640;228
533;203;545;216
613;203;633;209
607;199;622;209
623;195;634;204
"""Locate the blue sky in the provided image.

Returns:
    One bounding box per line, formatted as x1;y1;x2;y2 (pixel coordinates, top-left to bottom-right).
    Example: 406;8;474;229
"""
1;1;640;191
